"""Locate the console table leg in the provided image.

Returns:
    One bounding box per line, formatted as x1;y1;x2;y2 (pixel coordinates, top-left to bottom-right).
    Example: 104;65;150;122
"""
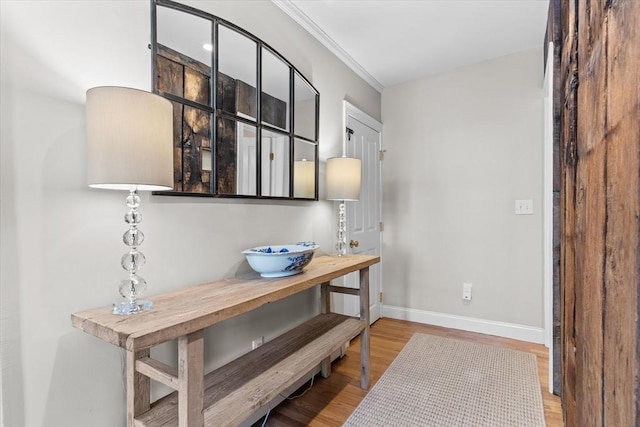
320;282;331;314
359;267;371;389
320;282;332;378
126;348;150;427
178;330;204;427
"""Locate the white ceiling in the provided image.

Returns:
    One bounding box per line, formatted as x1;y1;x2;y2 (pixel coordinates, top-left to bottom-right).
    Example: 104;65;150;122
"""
274;0;550;91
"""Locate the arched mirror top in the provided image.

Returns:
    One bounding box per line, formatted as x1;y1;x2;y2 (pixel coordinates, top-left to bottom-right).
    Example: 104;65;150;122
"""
151;0;319;200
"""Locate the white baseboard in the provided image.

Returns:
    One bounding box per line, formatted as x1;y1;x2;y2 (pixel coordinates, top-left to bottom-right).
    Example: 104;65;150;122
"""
383;305;545;344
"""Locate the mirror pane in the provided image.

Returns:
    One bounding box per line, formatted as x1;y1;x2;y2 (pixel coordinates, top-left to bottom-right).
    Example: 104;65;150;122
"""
167;100;184;191
217;117;257;196
156;6;211;105
261;130;290;197
261;48;290;131
293;139;316;198
218;25;257;120
294;73;317;140
182;106;211;194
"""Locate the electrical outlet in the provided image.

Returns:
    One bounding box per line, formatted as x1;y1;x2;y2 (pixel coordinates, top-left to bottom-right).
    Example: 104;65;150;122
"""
251;336;264;350
463;283;472;301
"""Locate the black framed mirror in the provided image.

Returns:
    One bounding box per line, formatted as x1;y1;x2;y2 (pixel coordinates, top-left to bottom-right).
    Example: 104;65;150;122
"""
151;0;319;200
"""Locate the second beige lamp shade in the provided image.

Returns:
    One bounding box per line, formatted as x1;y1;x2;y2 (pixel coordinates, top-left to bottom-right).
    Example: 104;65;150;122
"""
326;157;361;201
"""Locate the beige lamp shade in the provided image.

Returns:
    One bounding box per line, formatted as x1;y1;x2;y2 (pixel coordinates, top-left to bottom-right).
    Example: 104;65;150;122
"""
294;159;316;198
326;156;361;201
86;86;173;191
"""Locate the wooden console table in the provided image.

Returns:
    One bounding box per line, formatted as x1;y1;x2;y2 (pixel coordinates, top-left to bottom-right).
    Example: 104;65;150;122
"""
72;255;379;427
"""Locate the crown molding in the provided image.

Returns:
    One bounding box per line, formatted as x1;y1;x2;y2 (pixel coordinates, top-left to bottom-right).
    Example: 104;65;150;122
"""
272;0;384;93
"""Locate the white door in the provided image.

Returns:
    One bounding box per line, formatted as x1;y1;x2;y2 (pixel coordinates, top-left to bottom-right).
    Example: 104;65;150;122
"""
261;133;289;197
237;124;257;195
344;101;383;323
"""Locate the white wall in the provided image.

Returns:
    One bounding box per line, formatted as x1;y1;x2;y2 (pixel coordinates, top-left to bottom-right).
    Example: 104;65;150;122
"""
381;49;544;335
0;1;380;426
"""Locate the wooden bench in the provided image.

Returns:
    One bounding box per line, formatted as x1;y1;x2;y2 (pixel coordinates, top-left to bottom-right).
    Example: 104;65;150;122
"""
71;255;379;427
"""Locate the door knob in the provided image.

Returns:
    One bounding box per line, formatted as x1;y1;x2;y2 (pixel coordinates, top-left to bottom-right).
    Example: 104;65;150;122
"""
349;240;359;248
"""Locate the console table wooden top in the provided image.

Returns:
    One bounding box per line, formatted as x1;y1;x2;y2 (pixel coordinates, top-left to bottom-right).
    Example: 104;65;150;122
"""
71;255;380;352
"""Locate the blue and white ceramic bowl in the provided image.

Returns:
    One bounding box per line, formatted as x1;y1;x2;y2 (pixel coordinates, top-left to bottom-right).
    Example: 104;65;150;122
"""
242;242;319;278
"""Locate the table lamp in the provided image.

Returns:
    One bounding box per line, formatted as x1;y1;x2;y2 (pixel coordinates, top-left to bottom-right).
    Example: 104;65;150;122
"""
326;156;361;256
86;86;173;315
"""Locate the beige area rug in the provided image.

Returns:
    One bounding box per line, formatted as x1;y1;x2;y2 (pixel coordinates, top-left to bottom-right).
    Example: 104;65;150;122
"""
344;334;546;427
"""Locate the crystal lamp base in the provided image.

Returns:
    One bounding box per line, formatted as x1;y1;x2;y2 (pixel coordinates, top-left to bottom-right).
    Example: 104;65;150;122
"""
112;299;153;315
335;200;348;256
111;189;153;316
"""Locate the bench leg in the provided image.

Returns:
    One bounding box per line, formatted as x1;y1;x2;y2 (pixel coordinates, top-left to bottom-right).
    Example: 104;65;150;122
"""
320;282;332;378
359;267;371;389
126;349;150;427
178;330;204;427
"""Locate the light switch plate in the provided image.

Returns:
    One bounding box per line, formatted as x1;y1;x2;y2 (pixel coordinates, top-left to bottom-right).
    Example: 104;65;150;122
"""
515;199;534;215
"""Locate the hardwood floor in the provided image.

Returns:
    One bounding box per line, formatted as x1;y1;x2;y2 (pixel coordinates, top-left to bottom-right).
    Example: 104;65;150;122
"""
258;317;563;426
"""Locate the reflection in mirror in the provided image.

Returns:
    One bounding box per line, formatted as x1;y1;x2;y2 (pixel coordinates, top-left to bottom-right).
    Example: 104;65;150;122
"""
262;130;290;197
236;123;258;196
218;25;257;120
156;5;211;106
182;106;211;193
202;149;211;172
261;48;290;131
217;118;257;196
152;0;319;199
294;139;316;198
294;73;317;140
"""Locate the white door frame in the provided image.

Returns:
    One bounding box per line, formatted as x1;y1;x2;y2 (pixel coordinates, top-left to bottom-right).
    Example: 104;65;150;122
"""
343;100;383;321
543;42;554;393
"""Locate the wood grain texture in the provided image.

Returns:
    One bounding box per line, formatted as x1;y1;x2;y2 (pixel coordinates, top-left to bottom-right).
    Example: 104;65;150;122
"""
71;255;379;351
215;115;237;195
184;67;209;106
158;44;210;78
261;93;287;130
156;52;185;191
258;318;563;427
75;256;376;426
178;330;204;427
182;106;210;194
358;267;370;390
127;349;151;427
236;80;257;119
320;282;331;378
559;0;578;423
136;357;179;390
603;1;639;425
327;285;359;296
205;316;365;427
171;100;184;191
557;0;640;425
156;43;211;195
157;54;184;100
574;1;607;423
135;314;365;427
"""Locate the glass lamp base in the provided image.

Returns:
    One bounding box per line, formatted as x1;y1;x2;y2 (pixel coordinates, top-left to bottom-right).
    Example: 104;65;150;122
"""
112;299;153;315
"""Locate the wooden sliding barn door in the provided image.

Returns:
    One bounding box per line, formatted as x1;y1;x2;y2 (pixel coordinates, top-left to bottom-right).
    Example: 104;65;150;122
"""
556;0;640;425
